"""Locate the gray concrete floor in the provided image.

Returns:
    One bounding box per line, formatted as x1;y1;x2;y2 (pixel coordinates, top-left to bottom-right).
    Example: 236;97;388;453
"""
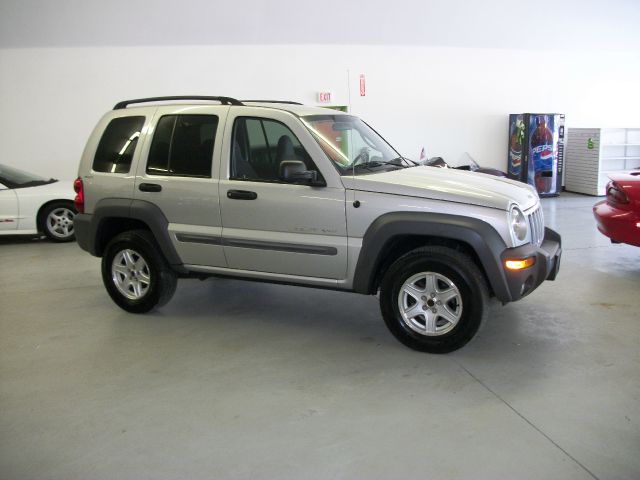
1;193;639;480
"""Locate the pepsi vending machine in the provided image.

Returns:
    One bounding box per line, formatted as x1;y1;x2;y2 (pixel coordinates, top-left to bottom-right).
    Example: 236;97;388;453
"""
507;113;565;197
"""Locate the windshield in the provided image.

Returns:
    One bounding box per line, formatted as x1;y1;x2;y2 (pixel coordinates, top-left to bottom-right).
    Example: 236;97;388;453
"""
301;114;411;174
0;164;55;189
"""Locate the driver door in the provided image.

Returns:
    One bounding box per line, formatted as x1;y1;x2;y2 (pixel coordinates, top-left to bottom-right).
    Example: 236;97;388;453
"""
0;182;18;231
218;108;348;280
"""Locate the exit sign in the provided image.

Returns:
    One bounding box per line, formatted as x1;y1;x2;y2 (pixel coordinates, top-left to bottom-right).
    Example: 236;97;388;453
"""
317;92;332;103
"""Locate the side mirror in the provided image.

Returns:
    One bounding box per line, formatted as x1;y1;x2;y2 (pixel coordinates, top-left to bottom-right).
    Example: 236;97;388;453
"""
279;160;325;186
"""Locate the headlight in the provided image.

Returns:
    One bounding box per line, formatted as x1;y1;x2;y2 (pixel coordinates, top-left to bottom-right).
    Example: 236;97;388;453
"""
509;205;528;243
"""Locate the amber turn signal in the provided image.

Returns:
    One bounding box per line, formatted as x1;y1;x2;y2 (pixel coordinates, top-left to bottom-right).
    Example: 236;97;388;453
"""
505;257;536;270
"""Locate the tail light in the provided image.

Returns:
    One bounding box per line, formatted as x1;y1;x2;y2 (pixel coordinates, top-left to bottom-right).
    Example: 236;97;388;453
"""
606;181;629;206
73;177;84;213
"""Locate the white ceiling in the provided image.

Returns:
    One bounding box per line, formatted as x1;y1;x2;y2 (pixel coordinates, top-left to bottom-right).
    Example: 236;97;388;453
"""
1;0;639;51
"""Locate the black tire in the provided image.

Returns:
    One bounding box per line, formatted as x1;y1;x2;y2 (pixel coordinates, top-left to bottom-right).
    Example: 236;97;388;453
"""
39;201;77;242
101;230;177;313
379;246;488;353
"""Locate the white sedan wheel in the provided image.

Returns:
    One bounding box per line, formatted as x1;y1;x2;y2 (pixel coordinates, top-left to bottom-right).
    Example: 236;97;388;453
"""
43;204;76;241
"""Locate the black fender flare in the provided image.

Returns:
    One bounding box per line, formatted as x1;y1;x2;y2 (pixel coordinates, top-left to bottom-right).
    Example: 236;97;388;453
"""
75;198;183;268
352;211;512;302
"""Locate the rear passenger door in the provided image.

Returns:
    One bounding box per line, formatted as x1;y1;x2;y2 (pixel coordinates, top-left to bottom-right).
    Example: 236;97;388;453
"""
134;105;229;267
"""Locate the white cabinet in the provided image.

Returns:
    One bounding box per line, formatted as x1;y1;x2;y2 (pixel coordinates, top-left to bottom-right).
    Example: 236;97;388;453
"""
565;128;640;196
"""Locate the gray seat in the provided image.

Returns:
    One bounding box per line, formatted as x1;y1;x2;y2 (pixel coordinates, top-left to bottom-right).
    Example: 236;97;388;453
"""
232;140;258;179
275;135;297;165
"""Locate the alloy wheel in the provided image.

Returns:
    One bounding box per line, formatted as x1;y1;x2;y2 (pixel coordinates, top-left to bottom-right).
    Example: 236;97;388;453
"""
397;271;463;336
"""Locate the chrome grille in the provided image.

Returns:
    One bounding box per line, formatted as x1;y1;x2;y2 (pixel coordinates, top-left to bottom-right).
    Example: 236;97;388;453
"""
527;205;544;247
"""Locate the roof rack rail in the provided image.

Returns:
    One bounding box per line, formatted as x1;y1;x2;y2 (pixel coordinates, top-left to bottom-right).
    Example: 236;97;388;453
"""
242;100;303;105
113;96;244;110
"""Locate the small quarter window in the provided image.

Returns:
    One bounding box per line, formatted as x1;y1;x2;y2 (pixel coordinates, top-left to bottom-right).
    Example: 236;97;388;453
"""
147;114;218;178
93;116;145;173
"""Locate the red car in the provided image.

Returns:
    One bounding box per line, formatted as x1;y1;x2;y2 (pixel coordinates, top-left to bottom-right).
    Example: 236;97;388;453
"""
593;172;640;247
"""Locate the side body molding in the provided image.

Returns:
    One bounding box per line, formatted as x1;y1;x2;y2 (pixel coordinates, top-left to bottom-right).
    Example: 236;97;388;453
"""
351;211;511;301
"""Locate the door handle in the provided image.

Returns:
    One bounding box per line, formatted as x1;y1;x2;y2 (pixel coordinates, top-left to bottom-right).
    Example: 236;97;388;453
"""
139;183;162;192
227;190;257;200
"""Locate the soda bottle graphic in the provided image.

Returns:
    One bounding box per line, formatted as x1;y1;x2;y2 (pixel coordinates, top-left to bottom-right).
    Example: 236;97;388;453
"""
530;115;555;193
508;118;524;177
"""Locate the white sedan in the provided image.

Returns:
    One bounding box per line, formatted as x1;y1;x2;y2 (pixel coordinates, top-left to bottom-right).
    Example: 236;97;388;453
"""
0;164;77;242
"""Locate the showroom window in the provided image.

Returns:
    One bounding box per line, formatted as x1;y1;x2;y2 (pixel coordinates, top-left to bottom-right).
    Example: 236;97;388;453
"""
147;114;218;178
230;117;318;182
92;116;145;173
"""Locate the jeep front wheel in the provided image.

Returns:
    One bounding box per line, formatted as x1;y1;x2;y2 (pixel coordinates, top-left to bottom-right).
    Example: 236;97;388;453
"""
102;230;177;313
380;246;488;353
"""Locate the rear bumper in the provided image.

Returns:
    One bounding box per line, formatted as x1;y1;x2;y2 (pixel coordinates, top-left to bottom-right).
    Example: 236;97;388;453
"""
74;213;96;255
497;227;562;302
593;200;640;247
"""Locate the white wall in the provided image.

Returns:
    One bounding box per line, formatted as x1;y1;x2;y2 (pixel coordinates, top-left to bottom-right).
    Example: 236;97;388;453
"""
3;0;640;51
1;44;639;179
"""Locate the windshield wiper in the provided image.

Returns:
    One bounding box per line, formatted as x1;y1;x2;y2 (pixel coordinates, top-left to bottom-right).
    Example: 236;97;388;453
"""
353;159;408;170
352;161;393;171
385;156;419;167
397;156;419;166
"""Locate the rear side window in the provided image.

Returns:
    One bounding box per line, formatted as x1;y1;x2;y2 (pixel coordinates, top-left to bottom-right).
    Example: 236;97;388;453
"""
147;114;218;178
93;116;145;173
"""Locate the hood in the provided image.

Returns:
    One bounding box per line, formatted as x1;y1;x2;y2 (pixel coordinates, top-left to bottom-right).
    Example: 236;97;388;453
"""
341;166;539;211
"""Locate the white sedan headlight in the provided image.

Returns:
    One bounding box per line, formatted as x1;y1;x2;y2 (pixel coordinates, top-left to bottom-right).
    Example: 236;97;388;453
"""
509;205;528;244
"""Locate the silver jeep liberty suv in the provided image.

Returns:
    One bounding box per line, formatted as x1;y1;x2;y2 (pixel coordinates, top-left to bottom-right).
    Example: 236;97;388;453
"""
74;96;562;353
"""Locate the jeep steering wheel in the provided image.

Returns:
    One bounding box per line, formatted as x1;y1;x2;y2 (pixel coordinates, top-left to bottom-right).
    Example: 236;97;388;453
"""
352;147;370;166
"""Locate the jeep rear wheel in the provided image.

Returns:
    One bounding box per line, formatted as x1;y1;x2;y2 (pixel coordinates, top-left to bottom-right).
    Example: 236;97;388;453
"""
102;230;177;313
380;246;488;353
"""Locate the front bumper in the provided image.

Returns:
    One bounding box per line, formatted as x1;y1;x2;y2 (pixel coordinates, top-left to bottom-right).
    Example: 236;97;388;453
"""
498;227;562;302
593;200;640;247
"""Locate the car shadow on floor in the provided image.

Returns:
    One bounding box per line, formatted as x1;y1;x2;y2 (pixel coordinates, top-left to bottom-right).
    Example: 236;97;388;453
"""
116;275;551;364
0;234;46;245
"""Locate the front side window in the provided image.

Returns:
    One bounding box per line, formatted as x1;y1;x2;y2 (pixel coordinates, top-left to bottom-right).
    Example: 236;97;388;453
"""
93;116;145;173
230;117;318;182
301;114;411;174
147;114;218;178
